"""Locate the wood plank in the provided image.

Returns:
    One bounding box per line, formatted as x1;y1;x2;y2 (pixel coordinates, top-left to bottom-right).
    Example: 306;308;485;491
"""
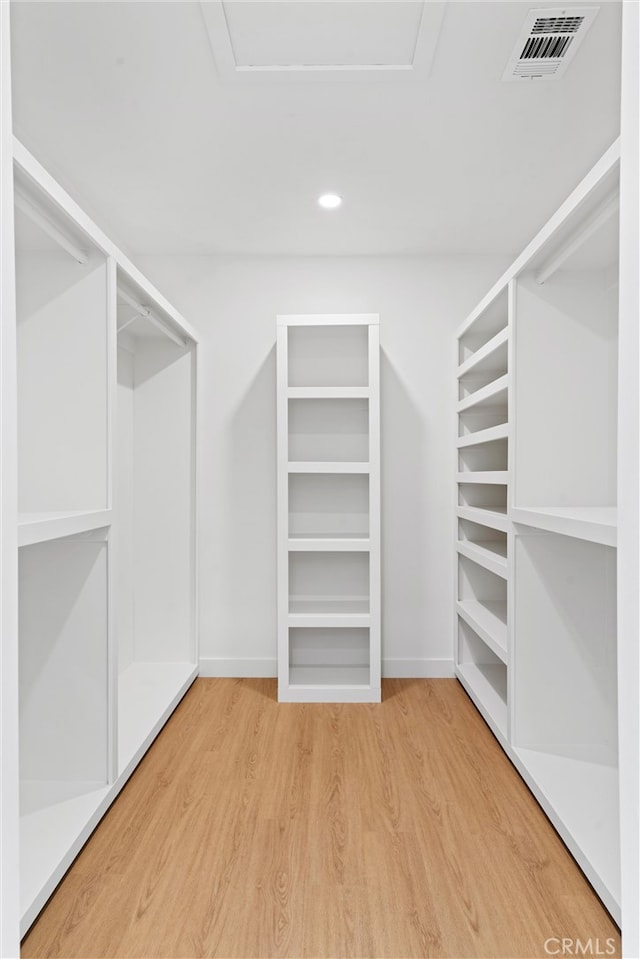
21;679;620;959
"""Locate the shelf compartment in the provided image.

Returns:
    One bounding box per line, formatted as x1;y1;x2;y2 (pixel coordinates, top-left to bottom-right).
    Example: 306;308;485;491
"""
512;506;616;548
457;536;508;579
458;326;509;379
458;482;508;532
20;782;111;934
116;322;197;765
514;746;620;920
16;241;109;514
18;509;112;547
456;374;509;414
458;437;508;475
458;288;509;365
289;537;370;551
458;333;508;402
456;601;507;663
456;471;508;485
513;532;618;915
289;472;368;539
513;270;617;511
289;551;369;616
288;397;368;463
289;626;369;671
287;324;369;387
457;423;508;448
19;533;109;925
288;462;370;474
456;618;507;739
288;387;369;399
457;506;508;533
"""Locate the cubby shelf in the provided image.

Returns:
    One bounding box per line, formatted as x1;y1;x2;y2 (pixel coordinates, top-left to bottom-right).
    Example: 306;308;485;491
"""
288;536;370;551
457;505;508;533
456;471;508;485
456;374;509;414
456;662;508;740
457;326;509;378
288;387;369;399
456;599;507;662
288;462;370;473
457;540;508;579
277;314;380;703
457;423;508;448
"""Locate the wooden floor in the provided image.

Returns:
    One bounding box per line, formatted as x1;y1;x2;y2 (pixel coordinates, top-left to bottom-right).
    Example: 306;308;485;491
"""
22;679;620;959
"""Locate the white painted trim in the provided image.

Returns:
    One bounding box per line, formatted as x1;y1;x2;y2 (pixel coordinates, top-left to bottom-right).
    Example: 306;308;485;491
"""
277;313;379;326
199;657;455;680
0;4;20;955
200;658;278;678
382;659;455;679
618;1;640;952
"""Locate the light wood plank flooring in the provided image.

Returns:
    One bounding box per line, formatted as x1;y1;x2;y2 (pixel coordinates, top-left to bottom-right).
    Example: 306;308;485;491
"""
22;679;621;958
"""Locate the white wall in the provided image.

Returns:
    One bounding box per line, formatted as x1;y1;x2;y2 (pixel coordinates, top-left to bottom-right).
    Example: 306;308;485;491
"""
137;254;508;677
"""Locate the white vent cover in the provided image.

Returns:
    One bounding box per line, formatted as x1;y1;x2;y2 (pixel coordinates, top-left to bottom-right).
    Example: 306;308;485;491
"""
502;6;599;81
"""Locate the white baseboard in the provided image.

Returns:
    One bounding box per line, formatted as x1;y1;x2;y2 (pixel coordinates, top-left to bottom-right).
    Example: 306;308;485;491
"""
199;657;455;679
382;658;455;678
199;657;277;677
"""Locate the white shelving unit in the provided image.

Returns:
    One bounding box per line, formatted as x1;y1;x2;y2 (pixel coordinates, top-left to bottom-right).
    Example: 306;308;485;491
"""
277;314;380;703
454;140;622;923
7;140;199;935
455;283;512;743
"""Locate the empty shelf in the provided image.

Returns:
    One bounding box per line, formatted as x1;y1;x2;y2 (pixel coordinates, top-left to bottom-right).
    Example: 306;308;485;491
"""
511;507;617;547
456;374;509;414
456;600;508;663
18;509;112;546
288;535;370;551
457;505;508;532
515;746;620;921
457;540;508;579
288;387;370;399
456;662;507;740
457;326;509;379
288;462;370;474
457;423;509;448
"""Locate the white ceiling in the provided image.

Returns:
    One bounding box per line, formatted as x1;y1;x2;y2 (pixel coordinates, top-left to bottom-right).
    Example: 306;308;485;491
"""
10;1;622;257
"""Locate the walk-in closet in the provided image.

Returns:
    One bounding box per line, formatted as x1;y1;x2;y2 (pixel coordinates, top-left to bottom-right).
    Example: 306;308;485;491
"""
1;2;638;958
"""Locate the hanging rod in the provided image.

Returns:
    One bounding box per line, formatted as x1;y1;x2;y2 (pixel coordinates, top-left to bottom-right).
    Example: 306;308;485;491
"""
534;192;619;285
118;287;186;348
14;188;89;264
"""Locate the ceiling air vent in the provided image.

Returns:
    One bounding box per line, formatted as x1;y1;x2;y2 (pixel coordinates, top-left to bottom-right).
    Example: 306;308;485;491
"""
502;6;599;81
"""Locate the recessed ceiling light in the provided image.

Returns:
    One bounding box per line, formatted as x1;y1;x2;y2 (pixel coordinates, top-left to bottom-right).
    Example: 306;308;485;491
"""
318;193;343;210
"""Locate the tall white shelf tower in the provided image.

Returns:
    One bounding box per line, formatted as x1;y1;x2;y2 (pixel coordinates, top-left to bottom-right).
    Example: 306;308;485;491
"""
276;314;381;703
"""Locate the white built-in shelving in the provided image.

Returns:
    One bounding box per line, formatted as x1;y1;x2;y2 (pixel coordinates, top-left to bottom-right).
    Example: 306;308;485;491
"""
9;140;199;935
454;139;621;923
277;314;380;702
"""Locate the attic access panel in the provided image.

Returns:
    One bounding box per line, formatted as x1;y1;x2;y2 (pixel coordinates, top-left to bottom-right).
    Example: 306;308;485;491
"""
201;1;446;82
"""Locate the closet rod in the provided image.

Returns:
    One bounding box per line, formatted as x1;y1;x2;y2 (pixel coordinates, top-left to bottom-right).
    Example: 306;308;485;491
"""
534;193;619;285
118;287;186;348
14;188;89;264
